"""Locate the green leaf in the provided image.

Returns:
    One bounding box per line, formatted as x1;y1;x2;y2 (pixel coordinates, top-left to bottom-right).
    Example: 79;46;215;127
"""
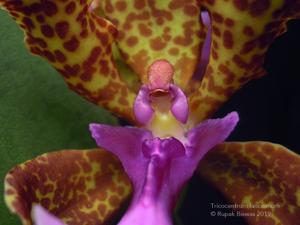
0;10;117;225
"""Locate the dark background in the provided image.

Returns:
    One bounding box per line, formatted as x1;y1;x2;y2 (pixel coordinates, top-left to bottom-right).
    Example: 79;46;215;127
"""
179;19;300;225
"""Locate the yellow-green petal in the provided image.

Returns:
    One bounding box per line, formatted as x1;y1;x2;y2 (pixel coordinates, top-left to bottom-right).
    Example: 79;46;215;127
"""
198;141;300;225
4;149;131;225
190;0;300;123
99;0;206;89
0;0;136;122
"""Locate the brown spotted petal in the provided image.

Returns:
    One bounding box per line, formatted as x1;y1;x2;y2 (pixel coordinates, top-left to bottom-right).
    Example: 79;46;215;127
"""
189;0;300;123
0;0;136;122
99;0;206;89
198;142;300;225
4;149;131;225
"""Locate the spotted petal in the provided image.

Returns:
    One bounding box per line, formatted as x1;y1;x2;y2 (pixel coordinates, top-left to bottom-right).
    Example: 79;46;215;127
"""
0;0;136;122
4;149;131;225
198;141;300;225
99;0;206;88
190;0;300;122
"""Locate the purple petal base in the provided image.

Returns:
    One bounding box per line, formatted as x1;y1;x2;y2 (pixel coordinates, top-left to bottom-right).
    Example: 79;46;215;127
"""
89;112;239;225
133;85;154;124
134;84;189;124
169;84;189;123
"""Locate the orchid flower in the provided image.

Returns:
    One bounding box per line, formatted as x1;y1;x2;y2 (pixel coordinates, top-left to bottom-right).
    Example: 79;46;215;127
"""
1;1;300;225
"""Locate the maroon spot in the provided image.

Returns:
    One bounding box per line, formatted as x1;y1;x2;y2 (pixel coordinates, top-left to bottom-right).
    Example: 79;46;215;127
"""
89;19;96;32
212;50;218;60
183;5;198;16
213;12;224;23
151;37;167;50
55;21;69;39
42;50;56;62
81;18;88;28
225;18;235;27
80;29;89;38
54;50;67;62
233;54;252;70
64;64;80;76
126;36;138;46
83;47;102;70
63;36;79;52
206;0;215;5
31;37;47;48
96;17;107;27
116;1;127;11
80;66;96;81
36;15;45;23
250;0;270;17
99;60;110;74
77;10;86;23
65;1;76;14
43;1;58;17
30;47;42;55
212;26;221;37
96;31;109;46
22;17;35;30
134;0;145;9
218;64;235;84
108;25;118;37
240;40;256;54
243;26;255;36
41;25;54;37
223;30;234;49
10;12;20;18
41;198;51;209
233;0;248;11
23;3;42;15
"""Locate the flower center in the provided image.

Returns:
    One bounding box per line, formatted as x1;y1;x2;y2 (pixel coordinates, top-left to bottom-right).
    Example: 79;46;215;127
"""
134;59;189;141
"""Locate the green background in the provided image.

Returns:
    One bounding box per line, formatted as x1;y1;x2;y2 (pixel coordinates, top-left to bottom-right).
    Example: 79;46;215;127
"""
0;10;117;224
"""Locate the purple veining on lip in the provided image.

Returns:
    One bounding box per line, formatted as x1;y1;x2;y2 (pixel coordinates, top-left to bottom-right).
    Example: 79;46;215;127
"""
194;10;212;81
169;84;189;124
115;137;185;225
133;84;189;125
32;205;66;225
89;124;152;190
133;85;154;125
89;112;239;225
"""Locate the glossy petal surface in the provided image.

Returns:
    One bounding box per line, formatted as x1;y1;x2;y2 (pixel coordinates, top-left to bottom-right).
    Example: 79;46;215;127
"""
90;112;238;225
186;112;239;162
99;0;206;88
4;149;131;225
133;85;154;124
190;0;300;122
198;141;300;225
169;112;239;197
89;124;152;188
0;0;136;121
118;137;185;225
169;84;189;124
